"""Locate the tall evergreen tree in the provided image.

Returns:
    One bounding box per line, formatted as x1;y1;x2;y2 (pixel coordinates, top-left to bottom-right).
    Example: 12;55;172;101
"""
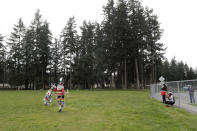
76;21;96;89
0;34;6;85
93;23;107;88
22;29;35;89
7;18;26;88
177;61;185;80
50;38;61;86
103;0;118;88
60;16;78;89
114;0;131;89
0;34;5;64
28;10;52;89
0;3;173;89
128;0;146;88
144;8;165;84
168;57;178;81
187;67;196;80
161;59;170;81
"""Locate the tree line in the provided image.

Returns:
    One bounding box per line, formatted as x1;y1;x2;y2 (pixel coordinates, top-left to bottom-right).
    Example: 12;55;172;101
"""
158;58;197;82
0;0;195;90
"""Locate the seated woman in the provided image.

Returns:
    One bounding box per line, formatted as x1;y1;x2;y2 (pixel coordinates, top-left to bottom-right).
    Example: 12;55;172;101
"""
165;92;175;106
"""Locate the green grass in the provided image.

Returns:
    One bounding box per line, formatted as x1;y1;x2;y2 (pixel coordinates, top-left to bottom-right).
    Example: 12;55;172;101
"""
190;103;197;107
0;90;197;131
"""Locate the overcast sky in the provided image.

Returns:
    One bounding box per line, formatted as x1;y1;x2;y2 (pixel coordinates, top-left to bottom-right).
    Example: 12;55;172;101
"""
143;0;197;69
0;0;197;68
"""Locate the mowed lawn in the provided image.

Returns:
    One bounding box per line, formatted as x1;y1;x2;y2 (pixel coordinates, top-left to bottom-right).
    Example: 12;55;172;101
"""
0;90;197;131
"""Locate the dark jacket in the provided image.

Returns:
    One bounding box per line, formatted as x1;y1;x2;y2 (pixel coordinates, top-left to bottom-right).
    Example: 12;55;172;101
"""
189;87;194;95
161;84;167;91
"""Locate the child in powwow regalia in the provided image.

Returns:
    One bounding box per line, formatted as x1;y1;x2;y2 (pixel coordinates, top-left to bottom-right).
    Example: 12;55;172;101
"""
53;78;65;112
44;88;53;106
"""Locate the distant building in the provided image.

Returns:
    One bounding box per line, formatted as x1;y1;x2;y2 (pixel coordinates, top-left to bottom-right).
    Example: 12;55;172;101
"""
0;84;11;88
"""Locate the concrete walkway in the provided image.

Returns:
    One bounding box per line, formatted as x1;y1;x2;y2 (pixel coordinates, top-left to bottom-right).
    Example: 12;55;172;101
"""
152;92;197;114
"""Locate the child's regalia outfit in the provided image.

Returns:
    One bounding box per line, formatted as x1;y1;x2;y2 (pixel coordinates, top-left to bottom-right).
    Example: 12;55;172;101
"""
44;89;53;106
53;84;64;112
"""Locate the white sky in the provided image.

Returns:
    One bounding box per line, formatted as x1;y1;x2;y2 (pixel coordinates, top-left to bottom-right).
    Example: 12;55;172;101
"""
0;0;197;68
142;0;197;68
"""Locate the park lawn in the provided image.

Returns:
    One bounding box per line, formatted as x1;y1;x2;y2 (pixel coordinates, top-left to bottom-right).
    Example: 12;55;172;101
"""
0;90;197;131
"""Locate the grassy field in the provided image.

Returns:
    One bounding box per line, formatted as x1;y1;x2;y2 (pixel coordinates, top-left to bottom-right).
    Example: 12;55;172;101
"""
0;90;197;131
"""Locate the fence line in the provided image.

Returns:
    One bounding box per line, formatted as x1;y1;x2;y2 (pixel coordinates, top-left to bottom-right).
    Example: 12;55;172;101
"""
150;79;197;109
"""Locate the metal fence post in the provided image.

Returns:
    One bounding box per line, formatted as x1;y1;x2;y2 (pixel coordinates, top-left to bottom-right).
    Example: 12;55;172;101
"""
177;81;180;107
156;84;158;97
150;84;152;97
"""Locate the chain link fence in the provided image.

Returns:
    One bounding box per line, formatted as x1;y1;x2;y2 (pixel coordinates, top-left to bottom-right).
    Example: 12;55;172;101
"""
150;79;197;113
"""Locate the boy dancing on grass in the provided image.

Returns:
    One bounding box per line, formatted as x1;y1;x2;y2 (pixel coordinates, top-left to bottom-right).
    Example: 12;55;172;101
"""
53;80;65;112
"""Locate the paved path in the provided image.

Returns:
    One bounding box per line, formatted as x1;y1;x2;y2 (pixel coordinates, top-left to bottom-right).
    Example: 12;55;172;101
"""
152;92;197;114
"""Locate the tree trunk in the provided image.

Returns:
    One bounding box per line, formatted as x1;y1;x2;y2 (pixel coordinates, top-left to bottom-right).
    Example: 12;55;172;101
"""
121;70;124;89
114;72;116;88
69;53;72;89
154;64;157;83
124;58;127;89
111;72;115;88
25;79;28;90
135;58;140;89
63;51;66;88
33;79;35;90
42;68;44;89
84;80;86;89
133;64;136;89
151;64;155;83
140;62;144;89
2;73;4;88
